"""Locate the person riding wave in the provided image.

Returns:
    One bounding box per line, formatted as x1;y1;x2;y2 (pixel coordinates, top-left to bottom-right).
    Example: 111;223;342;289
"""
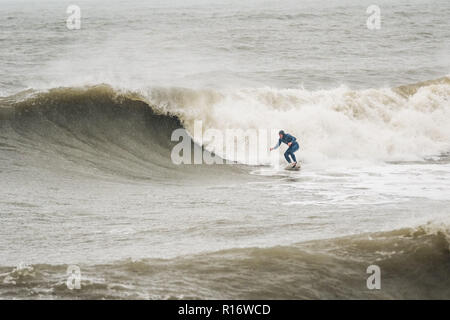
270;130;300;167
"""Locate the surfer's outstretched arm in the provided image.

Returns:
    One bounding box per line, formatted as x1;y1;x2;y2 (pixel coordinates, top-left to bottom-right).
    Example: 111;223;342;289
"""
270;139;281;151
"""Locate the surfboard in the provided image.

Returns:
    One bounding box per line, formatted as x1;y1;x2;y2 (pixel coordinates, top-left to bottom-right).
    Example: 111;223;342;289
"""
284;162;301;171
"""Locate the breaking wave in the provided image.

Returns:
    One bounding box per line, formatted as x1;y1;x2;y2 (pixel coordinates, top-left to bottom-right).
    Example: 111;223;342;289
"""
1;77;450;172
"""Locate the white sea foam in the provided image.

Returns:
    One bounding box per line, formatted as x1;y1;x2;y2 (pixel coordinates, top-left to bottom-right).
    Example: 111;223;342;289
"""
142;81;450;164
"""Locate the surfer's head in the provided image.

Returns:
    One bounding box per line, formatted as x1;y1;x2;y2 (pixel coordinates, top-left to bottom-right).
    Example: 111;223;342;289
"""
279;130;285;138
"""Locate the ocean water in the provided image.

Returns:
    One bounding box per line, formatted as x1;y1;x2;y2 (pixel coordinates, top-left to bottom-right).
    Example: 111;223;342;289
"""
0;0;449;299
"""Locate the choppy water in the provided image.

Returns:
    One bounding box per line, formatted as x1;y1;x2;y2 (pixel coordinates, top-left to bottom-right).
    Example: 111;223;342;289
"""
0;0;449;299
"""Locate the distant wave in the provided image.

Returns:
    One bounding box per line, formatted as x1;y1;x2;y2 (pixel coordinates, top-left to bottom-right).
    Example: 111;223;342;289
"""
1;220;448;299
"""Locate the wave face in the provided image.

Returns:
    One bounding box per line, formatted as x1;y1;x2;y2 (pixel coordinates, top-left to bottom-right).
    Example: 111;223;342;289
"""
0;85;241;181
0;222;448;299
2;77;450;170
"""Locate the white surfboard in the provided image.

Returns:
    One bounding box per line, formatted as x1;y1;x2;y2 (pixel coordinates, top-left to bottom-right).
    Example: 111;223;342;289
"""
284;162;301;171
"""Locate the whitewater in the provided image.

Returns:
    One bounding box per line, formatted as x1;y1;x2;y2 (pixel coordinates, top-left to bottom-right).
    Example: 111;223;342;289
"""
0;0;449;299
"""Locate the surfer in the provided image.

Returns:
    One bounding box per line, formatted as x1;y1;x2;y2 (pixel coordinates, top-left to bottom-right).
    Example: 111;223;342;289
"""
270;130;300;167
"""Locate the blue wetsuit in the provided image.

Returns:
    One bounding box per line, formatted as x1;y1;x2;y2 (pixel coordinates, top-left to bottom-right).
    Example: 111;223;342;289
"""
273;133;300;163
